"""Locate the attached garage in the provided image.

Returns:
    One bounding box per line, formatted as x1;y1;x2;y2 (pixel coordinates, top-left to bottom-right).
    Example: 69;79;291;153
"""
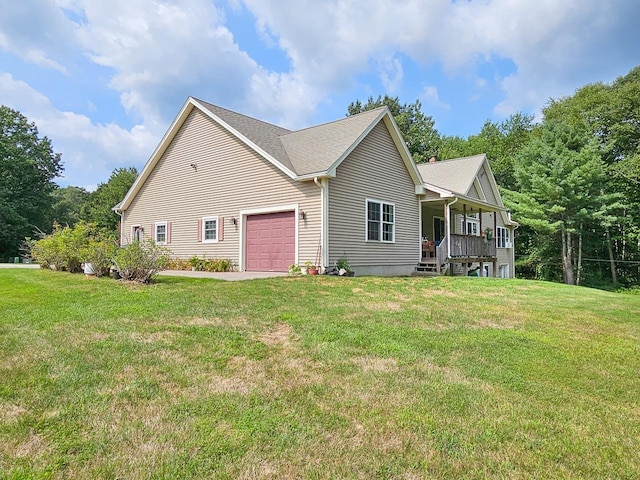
245;211;296;271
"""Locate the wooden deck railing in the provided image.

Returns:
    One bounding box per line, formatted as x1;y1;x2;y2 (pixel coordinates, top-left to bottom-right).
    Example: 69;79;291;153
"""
449;233;496;258
433;233;496;263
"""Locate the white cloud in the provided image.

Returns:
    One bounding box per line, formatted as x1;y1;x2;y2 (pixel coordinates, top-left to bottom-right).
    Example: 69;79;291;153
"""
0;0;74;73
0;73;156;189
378;56;404;94
420;85;450;111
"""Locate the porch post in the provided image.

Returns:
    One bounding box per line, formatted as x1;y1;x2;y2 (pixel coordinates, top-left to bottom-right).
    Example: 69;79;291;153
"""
479;208;483;276
493;212;498;277
445;200;451;273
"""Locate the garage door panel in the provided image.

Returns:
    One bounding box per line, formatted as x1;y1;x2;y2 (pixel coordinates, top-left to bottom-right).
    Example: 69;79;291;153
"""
246;211;295;272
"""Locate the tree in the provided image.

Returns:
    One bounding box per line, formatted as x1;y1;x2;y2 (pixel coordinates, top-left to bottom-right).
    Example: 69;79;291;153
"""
503;121;612;285
0;106;63;258
49;186;89;228
439;113;534;190
81;167;138;232
543;66;640;284
347;95;441;163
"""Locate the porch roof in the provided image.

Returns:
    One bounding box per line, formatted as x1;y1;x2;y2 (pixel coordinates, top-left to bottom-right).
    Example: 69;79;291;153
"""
421;183;508;213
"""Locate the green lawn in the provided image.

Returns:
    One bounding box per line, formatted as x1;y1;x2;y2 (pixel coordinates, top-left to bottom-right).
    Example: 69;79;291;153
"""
1;270;639;479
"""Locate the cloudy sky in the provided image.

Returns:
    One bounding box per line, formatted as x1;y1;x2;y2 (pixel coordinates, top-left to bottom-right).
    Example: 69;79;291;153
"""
1;0;638;190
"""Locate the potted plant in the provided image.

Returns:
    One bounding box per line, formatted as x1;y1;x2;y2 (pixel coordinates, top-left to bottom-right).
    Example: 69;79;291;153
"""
336;256;354;276
305;260;319;275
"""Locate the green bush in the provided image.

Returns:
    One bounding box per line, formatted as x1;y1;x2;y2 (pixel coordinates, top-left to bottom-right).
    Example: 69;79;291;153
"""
28;222;115;274
81;237;118;277
113;240;170;283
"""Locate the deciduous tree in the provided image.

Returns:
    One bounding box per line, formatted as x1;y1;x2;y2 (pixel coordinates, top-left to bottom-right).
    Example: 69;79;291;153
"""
0;106;63;258
81;167;137;232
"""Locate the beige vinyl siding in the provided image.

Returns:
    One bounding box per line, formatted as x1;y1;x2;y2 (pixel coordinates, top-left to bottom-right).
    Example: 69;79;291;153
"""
123;109;320;266
327;121;420;268
467;183;481;200
479;165;498;204
422;190;441;201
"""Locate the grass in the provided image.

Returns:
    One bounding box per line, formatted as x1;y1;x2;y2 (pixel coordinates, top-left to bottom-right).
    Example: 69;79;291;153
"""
1;269;639;479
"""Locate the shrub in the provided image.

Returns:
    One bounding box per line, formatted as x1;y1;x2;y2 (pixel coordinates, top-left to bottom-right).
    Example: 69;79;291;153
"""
81;237;118;277
165;257;191;271
113;240;170;283
28;222;115;274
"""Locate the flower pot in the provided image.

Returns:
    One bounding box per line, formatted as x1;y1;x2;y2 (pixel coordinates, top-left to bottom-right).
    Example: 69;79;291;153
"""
308;268;319;275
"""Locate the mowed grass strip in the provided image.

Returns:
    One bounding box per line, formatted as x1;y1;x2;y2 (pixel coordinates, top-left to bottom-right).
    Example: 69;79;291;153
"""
0;269;639;479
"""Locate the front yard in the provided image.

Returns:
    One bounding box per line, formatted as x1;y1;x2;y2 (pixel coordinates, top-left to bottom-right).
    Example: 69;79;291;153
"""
1;270;639;478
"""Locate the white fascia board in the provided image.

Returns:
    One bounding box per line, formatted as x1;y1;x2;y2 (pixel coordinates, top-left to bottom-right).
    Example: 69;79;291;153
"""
191;98;297;180
295;172;335;181
473;177;488;202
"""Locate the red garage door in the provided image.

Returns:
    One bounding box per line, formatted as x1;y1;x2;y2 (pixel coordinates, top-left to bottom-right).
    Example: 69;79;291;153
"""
246;211;295;272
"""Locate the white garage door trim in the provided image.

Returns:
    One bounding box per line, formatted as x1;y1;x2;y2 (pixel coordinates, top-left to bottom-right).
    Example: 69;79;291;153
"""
239;204;299;271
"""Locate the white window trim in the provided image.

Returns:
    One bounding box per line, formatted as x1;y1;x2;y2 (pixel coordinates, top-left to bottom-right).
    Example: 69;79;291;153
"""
365;198;396;243
496;226;511;249
155;221;167;245
131;224;143;242
202;216;219;243
465;218;479;236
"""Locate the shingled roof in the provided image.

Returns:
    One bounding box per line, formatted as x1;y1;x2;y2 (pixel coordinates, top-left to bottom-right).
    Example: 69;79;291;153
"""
416;154;486;195
280;107;387;176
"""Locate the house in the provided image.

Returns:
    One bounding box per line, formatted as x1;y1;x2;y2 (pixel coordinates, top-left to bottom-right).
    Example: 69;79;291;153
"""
114;97;516;277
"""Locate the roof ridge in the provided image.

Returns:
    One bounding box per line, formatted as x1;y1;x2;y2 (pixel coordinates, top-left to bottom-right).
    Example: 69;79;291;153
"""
282;106;387;136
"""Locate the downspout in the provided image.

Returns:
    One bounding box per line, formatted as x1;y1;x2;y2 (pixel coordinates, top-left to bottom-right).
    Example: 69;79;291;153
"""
113;207;125;246
313;176;328;271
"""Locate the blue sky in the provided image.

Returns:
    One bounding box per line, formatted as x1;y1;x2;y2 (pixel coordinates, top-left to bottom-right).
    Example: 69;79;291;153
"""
1;0;638;190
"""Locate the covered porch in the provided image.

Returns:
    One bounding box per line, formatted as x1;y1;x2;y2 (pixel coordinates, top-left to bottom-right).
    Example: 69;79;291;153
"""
417;194;504;276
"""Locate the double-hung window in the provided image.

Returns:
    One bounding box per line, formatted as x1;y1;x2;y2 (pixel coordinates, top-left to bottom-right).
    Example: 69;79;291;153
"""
155;222;167;244
366;199;395;242
496;226;511;248
202;216;218;243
